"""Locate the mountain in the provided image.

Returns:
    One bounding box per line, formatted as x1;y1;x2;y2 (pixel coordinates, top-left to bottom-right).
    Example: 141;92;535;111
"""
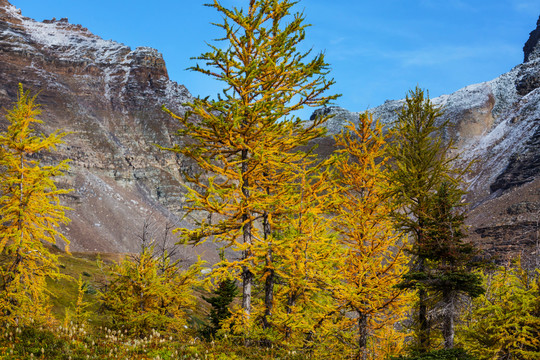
1;0;538;264
312;15;540;263
0;0;218;263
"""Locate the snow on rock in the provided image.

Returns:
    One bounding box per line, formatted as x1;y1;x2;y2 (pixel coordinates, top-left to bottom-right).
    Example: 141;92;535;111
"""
310;49;540;213
0;1;208;258
4;2;131;64
1;1;191;107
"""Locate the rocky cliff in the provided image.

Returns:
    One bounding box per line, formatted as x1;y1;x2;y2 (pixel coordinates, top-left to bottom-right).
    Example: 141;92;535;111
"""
524;15;540;63
312;16;540;263
1;0;538;264
0;1;217;263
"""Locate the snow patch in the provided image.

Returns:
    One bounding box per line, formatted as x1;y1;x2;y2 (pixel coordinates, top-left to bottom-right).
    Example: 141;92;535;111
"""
6;3;131;65
2;2;194;110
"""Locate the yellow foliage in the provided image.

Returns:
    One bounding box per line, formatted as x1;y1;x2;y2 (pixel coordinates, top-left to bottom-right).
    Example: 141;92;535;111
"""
99;243;204;337
0;84;71;326
332;113;411;359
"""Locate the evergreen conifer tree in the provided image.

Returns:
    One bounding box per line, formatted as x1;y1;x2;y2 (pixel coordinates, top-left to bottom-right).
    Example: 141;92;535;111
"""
422;181;483;349
202;278;238;338
388;87;482;352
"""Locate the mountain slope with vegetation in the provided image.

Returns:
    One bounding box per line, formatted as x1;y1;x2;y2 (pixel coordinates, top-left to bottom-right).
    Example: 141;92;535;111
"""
0;1;539;359
312;18;540;262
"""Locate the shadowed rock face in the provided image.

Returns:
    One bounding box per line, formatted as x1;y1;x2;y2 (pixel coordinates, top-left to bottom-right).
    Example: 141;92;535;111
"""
524;15;540;63
0;1;218;264
518;16;540;96
490;123;540;193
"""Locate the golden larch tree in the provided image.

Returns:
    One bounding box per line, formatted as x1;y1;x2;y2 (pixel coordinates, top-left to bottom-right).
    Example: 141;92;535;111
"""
254;159;343;351
0;85;71;326
162;0;338;321
332;113;411;360
99;242;203;337
99;221;204;337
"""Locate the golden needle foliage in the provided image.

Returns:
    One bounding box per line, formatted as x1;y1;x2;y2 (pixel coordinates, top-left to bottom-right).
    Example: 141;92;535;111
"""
332;113;411;360
257;160;343;350
0;84;71;326
162;0;338;321
98;241;204;337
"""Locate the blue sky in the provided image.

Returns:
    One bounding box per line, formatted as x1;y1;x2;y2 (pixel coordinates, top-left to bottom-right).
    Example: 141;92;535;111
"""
9;0;540;118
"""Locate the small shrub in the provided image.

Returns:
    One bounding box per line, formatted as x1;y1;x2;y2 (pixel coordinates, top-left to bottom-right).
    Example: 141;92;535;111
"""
84;282;97;295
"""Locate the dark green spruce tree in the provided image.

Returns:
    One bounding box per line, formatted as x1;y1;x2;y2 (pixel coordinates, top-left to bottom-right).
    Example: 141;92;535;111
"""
201;277;238;339
389;87;483;353
422;181;484;349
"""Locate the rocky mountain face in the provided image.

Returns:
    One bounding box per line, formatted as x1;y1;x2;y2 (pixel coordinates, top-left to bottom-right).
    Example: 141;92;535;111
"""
0;0;538;264
524;15;540;63
312;15;540;263
0;0;217;263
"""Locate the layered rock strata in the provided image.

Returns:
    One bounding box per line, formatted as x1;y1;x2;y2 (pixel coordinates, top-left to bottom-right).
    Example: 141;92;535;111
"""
0;1;217;263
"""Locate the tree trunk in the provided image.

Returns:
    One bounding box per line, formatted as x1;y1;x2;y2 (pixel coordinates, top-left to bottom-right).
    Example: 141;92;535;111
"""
417;256;430;352
241;149;253;317
285;291;296;340
357;310;368;360
418;287;429;350
262;209;274;330
442;290;455;349
8;154;25;281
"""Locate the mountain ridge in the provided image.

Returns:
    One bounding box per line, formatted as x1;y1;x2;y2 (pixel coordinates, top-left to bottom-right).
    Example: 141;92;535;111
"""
311;22;540;261
0;0;218;264
1;1;539;263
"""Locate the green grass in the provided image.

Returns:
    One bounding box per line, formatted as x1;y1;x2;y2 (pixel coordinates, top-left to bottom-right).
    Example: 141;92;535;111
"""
46;249;122;325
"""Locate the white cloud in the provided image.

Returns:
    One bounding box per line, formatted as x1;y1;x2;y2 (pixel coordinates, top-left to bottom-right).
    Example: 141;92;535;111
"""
512;0;540;12
330;37;347;46
388;44;520;67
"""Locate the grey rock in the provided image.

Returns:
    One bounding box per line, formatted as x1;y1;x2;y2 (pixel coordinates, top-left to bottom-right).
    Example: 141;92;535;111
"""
0;0;219;264
507;201;539;215
491;122;540;192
